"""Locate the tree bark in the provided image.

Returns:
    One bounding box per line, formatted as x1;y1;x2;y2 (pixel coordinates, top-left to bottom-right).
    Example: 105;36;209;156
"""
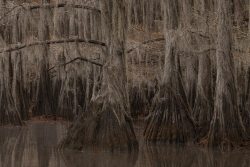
0;53;24;126
192;0;213;138
233;0;243;25
32;5;55;117
143;0;196;144
193;53;213;138
12;52;29;121
58;0;138;152
0;9;25;126
185;55;198;111
206;0;248;148
242;67;250;134
33;49;55;116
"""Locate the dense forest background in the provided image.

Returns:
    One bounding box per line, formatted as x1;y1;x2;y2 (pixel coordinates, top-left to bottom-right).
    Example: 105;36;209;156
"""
1;0;250;151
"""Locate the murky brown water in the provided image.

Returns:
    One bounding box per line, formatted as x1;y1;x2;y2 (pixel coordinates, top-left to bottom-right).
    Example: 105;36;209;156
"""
1;122;250;167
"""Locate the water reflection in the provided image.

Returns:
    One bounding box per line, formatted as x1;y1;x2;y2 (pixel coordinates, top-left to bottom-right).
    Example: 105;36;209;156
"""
60;151;138;167
139;144;250;167
1;122;250;167
0;126;24;167
0;122;66;167
200;149;250;167
142;145;196;167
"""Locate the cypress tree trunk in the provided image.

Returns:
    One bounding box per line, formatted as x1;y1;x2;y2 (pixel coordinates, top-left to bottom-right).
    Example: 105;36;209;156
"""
242;67;250;134
32;4;55;117
193;53;213;137
0;53;23;126
143;0;196;144
182;0;198;112
129;81;153;118
192;0;213;138
12;52;30;121
0;7;24;126
206;0;248;148
58;0;138;152
185;55;198;110
33;53;55;116
233;0;243;25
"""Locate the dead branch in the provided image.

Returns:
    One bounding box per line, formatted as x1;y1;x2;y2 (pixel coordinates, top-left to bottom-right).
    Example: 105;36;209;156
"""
0;38;106;53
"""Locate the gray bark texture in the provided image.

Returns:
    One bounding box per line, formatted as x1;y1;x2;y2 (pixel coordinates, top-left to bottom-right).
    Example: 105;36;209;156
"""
143;0;196;144
206;0;248;148
58;0;138;152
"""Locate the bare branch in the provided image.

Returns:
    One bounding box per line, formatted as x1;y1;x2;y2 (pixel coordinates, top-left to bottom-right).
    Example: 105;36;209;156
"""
0;38;106;53
28;3;100;13
126;38;164;54
0;4;23;22
49;56;103;71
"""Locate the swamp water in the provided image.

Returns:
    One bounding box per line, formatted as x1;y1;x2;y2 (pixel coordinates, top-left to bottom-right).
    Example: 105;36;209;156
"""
0;122;250;167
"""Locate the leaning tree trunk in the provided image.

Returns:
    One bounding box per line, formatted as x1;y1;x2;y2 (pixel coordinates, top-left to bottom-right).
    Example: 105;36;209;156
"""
144;0;196;144
206;0;248;148
58;0;138;152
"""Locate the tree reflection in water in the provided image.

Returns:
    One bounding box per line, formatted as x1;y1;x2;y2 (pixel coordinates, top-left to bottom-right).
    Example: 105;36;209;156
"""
141;144;250;167
59;150;138;167
143;145;196;167
1;123;250;167
0;126;26;167
0;122;66;167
